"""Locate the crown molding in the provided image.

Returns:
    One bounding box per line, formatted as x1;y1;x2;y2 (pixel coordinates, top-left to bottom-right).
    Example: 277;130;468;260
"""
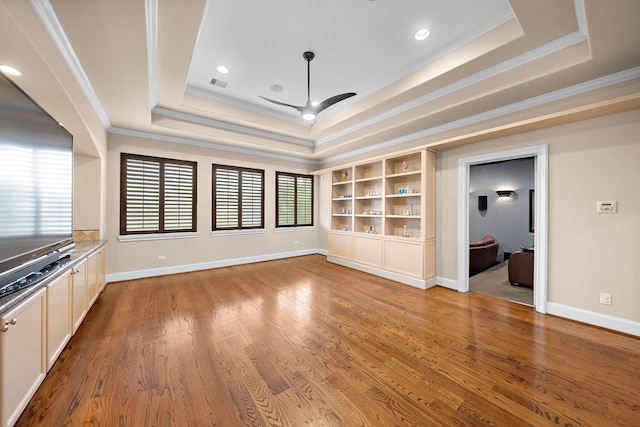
109;126;321;166
30;0;111;129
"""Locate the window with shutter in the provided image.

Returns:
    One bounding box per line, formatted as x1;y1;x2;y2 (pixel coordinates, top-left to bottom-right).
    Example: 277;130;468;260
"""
276;172;314;227
120;153;197;235
213;165;264;231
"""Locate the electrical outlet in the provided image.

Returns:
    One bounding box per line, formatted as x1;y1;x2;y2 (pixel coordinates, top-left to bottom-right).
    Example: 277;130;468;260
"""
599;292;612;305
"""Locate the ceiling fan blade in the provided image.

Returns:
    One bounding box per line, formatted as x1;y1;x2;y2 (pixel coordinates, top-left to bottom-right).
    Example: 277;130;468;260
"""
316;92;356;113
259;96;304;112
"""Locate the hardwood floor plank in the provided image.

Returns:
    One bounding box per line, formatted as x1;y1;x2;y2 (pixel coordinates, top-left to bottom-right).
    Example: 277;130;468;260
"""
15;255;640;426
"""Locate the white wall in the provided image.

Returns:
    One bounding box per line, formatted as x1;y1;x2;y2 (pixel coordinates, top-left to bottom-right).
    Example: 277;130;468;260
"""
105;133;320;280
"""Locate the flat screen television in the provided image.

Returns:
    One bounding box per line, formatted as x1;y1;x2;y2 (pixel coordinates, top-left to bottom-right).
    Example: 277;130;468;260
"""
0;72;74;296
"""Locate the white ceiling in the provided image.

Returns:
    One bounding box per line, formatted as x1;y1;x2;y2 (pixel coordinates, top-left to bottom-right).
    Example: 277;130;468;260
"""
186;0;512;122
1;0;639;165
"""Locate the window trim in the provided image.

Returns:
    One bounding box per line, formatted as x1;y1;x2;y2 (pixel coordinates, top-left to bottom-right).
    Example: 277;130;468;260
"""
120;153;197;235
212;164;265;231
276;171;314;228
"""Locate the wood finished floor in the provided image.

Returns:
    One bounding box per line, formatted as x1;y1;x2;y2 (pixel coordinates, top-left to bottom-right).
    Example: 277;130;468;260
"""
17;255;640;426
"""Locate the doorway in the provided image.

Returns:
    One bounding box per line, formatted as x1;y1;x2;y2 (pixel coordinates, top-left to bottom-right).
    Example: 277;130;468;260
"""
468;158;534;305
457;145;548;313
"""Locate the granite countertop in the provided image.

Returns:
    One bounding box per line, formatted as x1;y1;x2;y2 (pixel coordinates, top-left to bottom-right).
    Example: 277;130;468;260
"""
0;240;108;317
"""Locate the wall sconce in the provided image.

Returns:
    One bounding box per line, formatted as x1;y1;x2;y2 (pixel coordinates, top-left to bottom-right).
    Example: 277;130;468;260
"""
496;190;516;198
478;195;487;211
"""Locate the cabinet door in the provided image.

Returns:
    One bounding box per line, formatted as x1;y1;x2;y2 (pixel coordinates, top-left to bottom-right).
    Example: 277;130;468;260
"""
1;288;46;427
72;258;88;333
328;232;352;260
383;238;425;279
97;248;106;293
87;251;99;308
353;235;382;267
46;271;73;371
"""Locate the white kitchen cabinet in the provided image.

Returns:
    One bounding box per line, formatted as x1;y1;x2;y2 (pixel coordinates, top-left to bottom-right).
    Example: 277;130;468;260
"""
0;288;46;427
87;251;100;308
71;258;87;333
96;248;106;294
46;271;73;371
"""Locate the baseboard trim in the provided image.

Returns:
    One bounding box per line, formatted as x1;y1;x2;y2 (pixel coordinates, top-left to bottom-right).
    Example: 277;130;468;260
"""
326;257;436;290
436;277;459;291
547;302;640;336
106;248;323;283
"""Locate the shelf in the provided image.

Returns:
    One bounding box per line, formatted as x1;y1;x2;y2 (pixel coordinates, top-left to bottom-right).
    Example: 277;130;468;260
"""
355;176;382;183
355;214;382;217
386;215;421;219
386;171;421;179
332;197;353;201
355;196;383;200
333;180;352;186
386;193;421;198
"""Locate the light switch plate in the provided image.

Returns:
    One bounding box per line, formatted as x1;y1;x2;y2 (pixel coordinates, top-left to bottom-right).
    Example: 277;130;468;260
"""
596;201;617;214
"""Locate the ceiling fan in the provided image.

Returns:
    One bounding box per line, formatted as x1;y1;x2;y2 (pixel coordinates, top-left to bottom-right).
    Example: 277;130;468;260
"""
259;51;356;121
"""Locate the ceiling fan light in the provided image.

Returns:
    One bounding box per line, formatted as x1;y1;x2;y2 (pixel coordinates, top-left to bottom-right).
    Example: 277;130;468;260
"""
302;111;316;121
216;65;229;74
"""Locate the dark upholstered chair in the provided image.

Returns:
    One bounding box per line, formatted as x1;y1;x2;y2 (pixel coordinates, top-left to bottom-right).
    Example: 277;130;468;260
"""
508;250;534;287
469;235;499;276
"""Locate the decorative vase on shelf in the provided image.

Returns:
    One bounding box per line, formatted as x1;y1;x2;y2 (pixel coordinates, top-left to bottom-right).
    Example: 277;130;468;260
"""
340;170;348;181
401;161;409;173
403;224;409;237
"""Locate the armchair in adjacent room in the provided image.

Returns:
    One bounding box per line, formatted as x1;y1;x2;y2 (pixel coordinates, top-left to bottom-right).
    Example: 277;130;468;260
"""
508;250;534;287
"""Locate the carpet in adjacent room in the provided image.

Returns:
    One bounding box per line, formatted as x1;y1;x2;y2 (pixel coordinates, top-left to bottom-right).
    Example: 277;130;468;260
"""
469;261;533;305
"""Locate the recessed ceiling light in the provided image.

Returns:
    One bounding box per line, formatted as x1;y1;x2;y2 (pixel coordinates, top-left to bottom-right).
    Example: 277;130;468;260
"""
216;65;229;74
0;65;22;76
414;28;430;41
270;84;283;92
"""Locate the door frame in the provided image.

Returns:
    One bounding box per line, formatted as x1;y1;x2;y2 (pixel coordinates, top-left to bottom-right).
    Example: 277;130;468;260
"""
457;145;548;313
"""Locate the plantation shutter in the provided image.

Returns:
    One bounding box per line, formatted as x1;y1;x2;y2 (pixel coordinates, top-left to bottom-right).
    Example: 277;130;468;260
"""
121;154;196;234
213;165;264;231
277;173;296;226
164;162;195;230
296;175;313;226
276;172;313;227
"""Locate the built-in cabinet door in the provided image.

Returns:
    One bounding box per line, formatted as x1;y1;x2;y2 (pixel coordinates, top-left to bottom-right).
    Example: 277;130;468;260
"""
328;233;352;260
352;235;382;267
383;238;425;279
97;248;106;293
87;251;99;308
46;270;73;371
71;258;87;333
0;288;46;427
